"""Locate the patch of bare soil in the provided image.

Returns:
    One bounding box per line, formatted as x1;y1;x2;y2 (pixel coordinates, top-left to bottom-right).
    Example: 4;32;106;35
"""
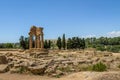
0;73;56;80
0;71;120;80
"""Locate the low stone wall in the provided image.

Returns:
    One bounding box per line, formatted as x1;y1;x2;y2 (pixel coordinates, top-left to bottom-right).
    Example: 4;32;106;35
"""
0;49;20;51
0;49;20;54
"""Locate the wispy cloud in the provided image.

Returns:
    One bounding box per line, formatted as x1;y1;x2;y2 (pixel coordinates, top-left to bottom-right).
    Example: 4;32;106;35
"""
83;34;96;38
107;31;120;37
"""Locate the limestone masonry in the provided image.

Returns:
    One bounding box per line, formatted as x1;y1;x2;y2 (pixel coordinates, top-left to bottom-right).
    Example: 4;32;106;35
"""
29;26;44;49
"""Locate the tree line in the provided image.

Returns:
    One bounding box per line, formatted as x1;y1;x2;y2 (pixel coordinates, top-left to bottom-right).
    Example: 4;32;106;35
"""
85;37;120;52
56;34;86;50
0;43;19;48
49;36;120;52
1;35;120;53
19;34;85;50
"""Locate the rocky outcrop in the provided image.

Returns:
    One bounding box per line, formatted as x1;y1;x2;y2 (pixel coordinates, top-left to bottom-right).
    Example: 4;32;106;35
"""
93;72;120;80
0;64;9;73
0;50;120;77
0;55;8;64
28;64;47;75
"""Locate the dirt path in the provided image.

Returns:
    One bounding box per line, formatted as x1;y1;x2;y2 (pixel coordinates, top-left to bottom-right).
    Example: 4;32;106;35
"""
0;72;92;80
0;71;120;80
0;73;56;80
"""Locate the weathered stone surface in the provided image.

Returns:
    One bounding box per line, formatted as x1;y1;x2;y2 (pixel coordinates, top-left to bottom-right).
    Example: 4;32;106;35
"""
101;57;114;63
29;61;37;67
73;61;79;66
0;64;9;73
62;61;73;65
109;61;120;70
10;68;20;73
86;60;93;64
45;64;58;75
103;52;113;57
95;73;120;80
8;57;14;63
28;26;48;55
29;26;44;49
14;64;21;68
0;55;8;64
0;48;120;77
51;70;64;77
10;62;29;74
28;64;47;75
20;61;29;68
92;57;100;62
8;62;14;68
5;52;13;57
78;60;86;64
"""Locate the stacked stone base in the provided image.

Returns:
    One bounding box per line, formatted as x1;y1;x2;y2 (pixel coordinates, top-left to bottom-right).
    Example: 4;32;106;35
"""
27;48;48;58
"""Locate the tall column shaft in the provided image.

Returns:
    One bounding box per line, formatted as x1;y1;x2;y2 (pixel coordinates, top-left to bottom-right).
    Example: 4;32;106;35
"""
34;36;37;48
41;34;44;49
37;35;40;48
29;35;32;49
39;38;41;48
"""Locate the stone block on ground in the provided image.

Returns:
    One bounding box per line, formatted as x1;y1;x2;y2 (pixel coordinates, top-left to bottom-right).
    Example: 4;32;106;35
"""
28;64;47;75
0;64;9;73
0;55;8;64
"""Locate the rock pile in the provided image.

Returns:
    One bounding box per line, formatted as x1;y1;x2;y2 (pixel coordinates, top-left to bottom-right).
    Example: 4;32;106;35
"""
0;50;120;77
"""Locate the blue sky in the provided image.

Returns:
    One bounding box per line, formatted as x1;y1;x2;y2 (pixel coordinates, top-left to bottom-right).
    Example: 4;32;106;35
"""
0;0;120;43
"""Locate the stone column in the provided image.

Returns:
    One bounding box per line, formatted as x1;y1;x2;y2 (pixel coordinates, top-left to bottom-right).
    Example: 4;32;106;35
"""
41;34;44;49
35;36;37;48
37;35;40;48
29;35;33;49
39;37;41;48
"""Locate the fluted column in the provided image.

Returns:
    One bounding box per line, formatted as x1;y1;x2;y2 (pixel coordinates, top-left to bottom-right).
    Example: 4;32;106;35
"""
41;34;44;49
29;35;33;49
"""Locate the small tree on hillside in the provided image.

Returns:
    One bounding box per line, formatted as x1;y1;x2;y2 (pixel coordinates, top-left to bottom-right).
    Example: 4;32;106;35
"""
67;38;72;49
44;40;51;49
19;36;26;49
44;40;48;49
19;36;29;49
62;34;66;50
25;37;29;49
57;37;62;49
48;40;51;49
81;38;86;49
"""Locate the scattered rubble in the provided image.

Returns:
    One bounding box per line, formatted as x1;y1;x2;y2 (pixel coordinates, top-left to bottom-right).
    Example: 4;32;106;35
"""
0;50;120;77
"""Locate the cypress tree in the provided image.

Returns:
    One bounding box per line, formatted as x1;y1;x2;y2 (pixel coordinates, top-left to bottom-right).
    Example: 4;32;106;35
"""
57;37;62;49
48;40;51;49
62;34;66;50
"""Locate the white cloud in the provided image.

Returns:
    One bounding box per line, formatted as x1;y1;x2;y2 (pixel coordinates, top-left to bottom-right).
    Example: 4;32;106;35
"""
81;31;120;38
83;34;96;38
107;31;120;37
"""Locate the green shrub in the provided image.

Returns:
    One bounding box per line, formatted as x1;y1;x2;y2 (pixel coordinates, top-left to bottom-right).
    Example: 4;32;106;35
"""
96;45;106;51
106;45;120;53
109;46;120;53
19;66;26;74
55;74;60;78
92;62;107;72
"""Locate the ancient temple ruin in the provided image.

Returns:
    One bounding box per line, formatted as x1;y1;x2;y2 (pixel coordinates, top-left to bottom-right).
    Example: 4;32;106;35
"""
29;26;44;49
28;26;48;54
